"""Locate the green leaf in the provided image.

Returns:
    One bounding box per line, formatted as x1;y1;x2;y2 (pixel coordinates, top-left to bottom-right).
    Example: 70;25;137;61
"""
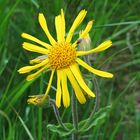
47;123;75;137
79;105;111;132
47;106;111;136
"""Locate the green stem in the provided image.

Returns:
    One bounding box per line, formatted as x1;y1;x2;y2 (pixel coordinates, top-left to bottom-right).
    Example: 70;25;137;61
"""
83;77;100;129
71;91;79;140
81;56;100;129
50;98;69;131
72;133;78;140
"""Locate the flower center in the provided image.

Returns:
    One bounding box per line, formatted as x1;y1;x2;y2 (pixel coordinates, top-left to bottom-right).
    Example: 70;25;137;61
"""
48;42;76;70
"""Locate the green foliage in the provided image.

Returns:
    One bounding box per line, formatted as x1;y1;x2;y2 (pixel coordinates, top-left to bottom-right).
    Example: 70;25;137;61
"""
47;123;74;137
47;106;111;136
79;106;111;132
0;0;140;140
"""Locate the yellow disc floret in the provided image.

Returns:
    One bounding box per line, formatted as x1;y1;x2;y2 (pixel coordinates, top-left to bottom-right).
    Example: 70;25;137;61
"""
48;42;76;69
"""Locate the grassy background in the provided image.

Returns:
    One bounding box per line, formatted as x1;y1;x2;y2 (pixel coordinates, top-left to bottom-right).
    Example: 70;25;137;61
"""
0;0;140;139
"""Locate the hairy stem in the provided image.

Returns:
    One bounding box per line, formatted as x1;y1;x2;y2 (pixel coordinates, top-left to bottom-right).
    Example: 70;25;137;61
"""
50;98;69;131
81;55;100;129
71;91;79;140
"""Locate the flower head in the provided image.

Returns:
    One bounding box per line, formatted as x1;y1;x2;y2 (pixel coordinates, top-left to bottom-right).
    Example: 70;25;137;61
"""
18;9;113;108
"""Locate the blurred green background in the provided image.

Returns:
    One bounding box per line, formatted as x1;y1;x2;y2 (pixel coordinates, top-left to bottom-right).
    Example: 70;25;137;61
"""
0;0;140;140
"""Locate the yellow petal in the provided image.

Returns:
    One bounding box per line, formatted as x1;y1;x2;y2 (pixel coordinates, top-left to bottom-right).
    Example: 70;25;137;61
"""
38;13;56;45
55;15;62;42
43;69;55;99
29;55;48;64
23;42;49;54
65;68;86;104
61;9;66;41
28;69;54;107
66;10;87;43
55;9;65;42
77;40;112;56
29;58;41;64
76;58;113;78
21;33;52;49
26;64;50;81
56;70;62;108
18;59;49;74
70;64;95;97
74;21;92;49
79;20;93;38
60;70;70;108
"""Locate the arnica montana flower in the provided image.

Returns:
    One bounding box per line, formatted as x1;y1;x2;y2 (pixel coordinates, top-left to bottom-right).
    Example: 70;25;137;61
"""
18;9;113;108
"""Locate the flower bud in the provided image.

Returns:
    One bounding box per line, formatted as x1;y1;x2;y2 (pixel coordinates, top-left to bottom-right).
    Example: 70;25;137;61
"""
27;94;50;107
77;32;91;51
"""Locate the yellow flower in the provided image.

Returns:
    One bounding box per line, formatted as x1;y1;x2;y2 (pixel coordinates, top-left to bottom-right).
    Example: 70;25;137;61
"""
18;9;113;108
